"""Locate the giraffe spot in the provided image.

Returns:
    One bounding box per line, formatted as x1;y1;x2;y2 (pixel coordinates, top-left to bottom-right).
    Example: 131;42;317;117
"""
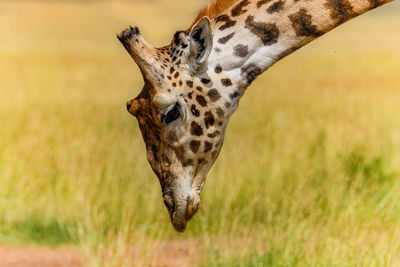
196;86;203;92
215;14;229;22
196;95;207;107
207;89;221;102
267;0;285;13
245;16;279;46
190;122;203;136
170;67;175;74
221;78;233;87
204;141;213;153
201;78;211;84
218;32;235;44
214;64;222;74
174;72;180;78
186;80;194;88
204;111;215;129
188;92;193;99
229;91;241;99
215;14;237;31
207;131;221;138
225;102;231;108
183;159;194;166
191;104;200;117
190;140;201;153
179;80;183;86
325;0;357;26
289;9;323;37
257;0;273;8
198;158;208;165
234;44;249;57
231;0;250;17
172;82;177;87
368;0;381;8
214;47;222;53
216;107;225;118
167;76;172;80
241;63;262;84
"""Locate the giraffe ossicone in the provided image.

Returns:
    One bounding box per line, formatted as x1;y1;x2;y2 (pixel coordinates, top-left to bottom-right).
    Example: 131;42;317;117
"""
118;0;392;232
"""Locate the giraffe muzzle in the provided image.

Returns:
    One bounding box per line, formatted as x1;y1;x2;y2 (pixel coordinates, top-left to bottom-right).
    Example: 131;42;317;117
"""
163;190;201;232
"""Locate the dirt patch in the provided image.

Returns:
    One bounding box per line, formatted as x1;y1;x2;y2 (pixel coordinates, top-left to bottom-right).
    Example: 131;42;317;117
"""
0;240;202;267
0;246;83;267
135;239;202;266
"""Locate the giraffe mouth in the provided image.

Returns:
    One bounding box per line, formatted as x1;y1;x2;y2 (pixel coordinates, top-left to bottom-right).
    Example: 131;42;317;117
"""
172;209;188;232
164;191;201;232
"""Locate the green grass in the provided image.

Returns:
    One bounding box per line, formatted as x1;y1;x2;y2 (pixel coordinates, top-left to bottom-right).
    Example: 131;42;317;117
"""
0;0;400;266
0;216;78;246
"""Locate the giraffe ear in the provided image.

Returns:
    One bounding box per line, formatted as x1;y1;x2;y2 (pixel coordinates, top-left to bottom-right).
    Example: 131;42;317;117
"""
188;16;213;72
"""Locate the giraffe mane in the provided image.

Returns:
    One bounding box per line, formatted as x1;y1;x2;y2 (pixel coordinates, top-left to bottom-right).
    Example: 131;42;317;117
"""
188;0;239;30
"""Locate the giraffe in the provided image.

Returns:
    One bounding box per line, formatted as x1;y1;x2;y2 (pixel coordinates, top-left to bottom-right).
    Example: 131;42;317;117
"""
117;0;393;232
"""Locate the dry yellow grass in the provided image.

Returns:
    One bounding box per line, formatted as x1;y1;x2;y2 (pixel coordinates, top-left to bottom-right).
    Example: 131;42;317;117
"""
0;0;399;266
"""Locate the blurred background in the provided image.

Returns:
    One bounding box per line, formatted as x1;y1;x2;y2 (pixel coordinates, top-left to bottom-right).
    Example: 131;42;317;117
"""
0;0;399;266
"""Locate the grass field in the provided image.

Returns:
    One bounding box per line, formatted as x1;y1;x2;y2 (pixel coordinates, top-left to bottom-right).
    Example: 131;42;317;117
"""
1;0;400;266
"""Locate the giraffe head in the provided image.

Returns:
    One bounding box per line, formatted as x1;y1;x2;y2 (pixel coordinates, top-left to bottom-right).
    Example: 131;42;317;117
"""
118;17;234;232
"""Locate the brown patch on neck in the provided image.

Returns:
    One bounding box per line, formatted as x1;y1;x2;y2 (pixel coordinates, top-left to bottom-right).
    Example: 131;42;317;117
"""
231;0;250;17
266;0;285;13
324;0;357;26
257;0;273;8
244;16;280;46
289;9;324;37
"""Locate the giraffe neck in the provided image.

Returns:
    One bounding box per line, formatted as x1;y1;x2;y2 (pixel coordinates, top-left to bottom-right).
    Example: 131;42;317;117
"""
203;0;391;105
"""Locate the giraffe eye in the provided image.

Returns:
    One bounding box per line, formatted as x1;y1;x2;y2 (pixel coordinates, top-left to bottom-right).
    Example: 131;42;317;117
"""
162;103;181;124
